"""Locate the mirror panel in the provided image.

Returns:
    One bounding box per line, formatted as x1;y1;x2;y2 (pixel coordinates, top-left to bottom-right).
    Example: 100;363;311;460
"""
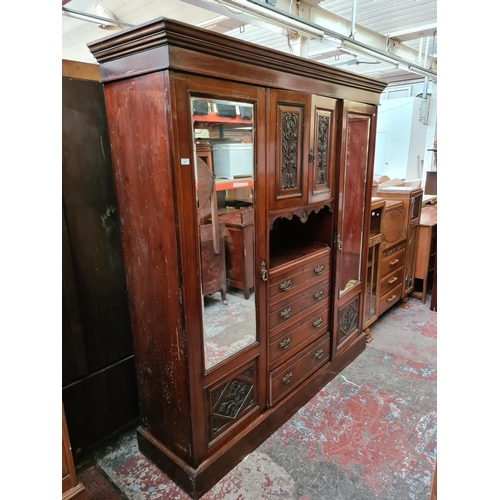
339;116;370;295
191;97;257;371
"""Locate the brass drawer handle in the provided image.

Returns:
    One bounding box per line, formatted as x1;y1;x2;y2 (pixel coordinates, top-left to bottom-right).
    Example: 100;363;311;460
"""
279;338;291;349
312;318;323;328
280;307;292;319
314;264;324;275
387;294;397;302
388;276;398;284
282;372;293;384
280;279;292;291
389;258;399;266
314;349;324;359
313;290;324;300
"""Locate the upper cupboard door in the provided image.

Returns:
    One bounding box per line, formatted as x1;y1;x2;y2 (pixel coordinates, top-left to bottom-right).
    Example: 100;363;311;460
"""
308;96;337;204
268;90;310;211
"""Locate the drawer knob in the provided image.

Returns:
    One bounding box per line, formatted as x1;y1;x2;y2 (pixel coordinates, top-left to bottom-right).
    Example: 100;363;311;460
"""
390;258;399;266
279;338;291;349
279;279;292;291
314;264;324;275
388;276;398;284
313;290;324;300
282;372;293;384
312;318;323;328
280;307;292;319
388;294;397;303
314;349;324;359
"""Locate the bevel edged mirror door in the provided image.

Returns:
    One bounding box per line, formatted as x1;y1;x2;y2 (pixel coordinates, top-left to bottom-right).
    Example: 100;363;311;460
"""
190;96;258;371
338;114;371;297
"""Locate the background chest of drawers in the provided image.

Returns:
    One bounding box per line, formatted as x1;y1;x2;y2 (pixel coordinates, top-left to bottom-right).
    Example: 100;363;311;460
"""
378;199;407;314
377;186;423;308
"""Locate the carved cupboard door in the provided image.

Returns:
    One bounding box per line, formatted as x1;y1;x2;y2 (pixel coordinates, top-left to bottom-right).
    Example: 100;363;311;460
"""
268;90;310;211
308;95;337;204
333;101;377;355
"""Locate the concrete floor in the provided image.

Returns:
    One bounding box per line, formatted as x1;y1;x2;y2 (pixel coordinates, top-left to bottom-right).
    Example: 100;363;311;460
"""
76;295;437;500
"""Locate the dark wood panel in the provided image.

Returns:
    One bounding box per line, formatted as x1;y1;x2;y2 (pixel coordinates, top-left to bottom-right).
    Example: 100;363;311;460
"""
63;356;139;461
62;77;133;373
62;205;88;385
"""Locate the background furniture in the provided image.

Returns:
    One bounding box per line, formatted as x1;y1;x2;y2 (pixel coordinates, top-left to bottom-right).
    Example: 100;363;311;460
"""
88;18;385;499
377;186;423;306
62;404;86;500
377;199;407;315
363;198;385;342
62;60;138;459
412;203;437;304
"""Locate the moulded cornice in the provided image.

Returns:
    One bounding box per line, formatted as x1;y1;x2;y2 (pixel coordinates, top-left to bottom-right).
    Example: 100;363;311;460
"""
87;17;387;94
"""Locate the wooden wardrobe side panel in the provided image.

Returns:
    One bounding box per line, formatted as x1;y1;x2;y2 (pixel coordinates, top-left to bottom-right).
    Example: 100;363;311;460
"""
103;72;192;461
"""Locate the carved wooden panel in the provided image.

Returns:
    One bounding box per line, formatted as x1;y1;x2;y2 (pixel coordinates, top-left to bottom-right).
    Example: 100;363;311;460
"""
381;205;406;248
207;362;257;444
337;296;360;347
268;90;309;210
309;96;336;204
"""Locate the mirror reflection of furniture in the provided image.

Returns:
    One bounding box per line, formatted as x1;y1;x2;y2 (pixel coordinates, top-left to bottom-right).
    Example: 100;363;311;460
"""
217;207;255;299
197;157;227;303
196;141;213;173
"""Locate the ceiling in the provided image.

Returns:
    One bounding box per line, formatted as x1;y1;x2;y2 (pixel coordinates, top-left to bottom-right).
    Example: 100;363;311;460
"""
62;0;437;85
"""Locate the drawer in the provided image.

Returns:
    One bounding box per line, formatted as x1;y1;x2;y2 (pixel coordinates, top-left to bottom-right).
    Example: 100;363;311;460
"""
269;256;331;305
379;267;403;296
269;278;330;333
270;334;330;406
378;283;402;315
380;247;405;278
269;306;330;366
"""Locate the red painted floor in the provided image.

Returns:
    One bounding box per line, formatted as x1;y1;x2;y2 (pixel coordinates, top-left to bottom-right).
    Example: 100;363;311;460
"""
76;295;436;500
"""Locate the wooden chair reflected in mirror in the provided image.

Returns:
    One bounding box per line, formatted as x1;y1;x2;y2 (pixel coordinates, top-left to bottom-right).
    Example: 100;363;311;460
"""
197;156;227;303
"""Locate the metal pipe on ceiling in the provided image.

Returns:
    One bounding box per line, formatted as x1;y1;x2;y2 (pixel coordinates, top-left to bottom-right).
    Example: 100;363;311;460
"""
350;0;357;39
242;0;437;80
62;6;135;28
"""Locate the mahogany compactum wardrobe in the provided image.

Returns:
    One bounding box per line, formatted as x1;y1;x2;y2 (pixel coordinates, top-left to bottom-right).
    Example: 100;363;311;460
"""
88;18;387;499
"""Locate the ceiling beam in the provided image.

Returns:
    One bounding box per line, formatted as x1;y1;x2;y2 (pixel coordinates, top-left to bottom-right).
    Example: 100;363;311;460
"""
388;24;437;42
297;0;436;70
181;0;436;78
